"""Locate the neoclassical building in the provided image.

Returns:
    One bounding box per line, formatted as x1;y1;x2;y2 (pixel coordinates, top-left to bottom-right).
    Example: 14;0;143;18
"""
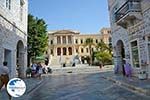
108;0;150;78
48;28;111;65
0;0;28;78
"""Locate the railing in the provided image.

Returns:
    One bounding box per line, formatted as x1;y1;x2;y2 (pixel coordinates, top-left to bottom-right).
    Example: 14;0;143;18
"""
115;0;141;22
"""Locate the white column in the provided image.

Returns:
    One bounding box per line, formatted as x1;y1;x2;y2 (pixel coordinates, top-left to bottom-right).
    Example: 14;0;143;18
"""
66;47;68;56
54;47;57;56
73;46;76;55
60;36;62;44
72;36;75;44
54;36;57;45
61;47;63;56
66;35;68;44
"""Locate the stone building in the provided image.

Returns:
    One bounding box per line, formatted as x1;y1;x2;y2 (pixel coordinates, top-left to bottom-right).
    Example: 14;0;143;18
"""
0;0;28;78
108;0;150;78
48;28;111;65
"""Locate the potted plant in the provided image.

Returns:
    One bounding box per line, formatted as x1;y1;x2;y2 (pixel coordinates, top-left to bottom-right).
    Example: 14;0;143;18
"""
138;70;147;80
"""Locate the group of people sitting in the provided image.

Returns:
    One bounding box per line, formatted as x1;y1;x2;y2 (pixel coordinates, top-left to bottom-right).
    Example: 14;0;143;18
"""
26;62;52;79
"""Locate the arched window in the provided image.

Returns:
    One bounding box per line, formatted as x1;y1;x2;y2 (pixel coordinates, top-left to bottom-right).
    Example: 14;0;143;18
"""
57;48;61;56
68;47;72;55
92;48;94;52
86;48;88;53
51;49;53;55
76;49;78;53
81;48;84;53
51;40;53;44
63;47;67;55
81;39;83;44
96;39;98;43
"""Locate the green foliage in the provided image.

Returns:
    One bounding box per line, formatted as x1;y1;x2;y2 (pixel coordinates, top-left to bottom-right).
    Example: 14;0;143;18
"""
95;41;112;65
95;51;112;65
84;38;95;65
96;41;111;53
85;38;94;46
28;14;48;63
84;38;95;55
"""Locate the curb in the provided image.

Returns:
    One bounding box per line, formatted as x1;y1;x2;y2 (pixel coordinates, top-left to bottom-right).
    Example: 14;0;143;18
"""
102;76;150;96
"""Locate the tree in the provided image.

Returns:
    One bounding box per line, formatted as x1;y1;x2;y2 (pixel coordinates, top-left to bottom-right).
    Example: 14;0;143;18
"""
96;41;111;53
95;41;112;65
95;51;112;65
84;38;95;65
28;14;48;66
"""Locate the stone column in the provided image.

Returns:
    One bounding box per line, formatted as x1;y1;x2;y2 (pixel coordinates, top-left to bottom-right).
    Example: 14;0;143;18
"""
19;51;25;78
60;36;62;44
54;47;57;56
66;47;68;56
61;47;63;56
73;46;76;55
66;35;68;44
72;35;75;44
54;36;57;45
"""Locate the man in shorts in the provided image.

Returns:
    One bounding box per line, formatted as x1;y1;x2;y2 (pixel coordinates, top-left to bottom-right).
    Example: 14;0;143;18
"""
0;61;12;100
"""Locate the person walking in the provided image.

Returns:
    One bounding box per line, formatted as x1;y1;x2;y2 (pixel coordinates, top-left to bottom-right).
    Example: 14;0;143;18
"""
0;61;12;100
31;62;37;77
35;62;43;80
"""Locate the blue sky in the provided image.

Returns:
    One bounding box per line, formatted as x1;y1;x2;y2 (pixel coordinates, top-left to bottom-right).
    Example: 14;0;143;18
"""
29;0;110;33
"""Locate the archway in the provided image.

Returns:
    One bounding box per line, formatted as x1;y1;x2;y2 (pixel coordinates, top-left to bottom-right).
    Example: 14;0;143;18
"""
57;48;61;56
16;40;24;78
68;47;72;55
63;47;67;55
116;40;125;75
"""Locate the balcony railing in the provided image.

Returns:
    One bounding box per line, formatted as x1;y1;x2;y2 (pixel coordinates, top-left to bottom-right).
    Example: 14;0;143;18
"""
115;0;141;23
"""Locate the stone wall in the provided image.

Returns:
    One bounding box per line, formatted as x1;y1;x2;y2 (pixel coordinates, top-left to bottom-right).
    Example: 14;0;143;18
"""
0;0;28;78
108;0;150;77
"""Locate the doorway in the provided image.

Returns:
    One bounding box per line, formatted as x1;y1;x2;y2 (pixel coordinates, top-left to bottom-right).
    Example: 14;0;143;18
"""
16;40;24;78
4;49;11;76
116;40;125;75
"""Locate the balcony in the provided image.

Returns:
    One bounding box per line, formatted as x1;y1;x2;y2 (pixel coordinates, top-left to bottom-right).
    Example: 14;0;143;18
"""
115;0;142;28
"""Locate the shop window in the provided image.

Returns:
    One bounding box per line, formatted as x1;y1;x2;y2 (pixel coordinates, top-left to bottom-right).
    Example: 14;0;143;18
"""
131;41;140;68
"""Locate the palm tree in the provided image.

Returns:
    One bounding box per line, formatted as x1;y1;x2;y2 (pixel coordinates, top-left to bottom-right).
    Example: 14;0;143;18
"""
96;41;111;53
96;41;112;65
84;38;95;65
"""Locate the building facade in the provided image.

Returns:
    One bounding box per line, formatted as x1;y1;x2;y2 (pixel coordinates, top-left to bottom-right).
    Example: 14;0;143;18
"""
0;0;28;78
108;0;150;78
48;29;111;65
